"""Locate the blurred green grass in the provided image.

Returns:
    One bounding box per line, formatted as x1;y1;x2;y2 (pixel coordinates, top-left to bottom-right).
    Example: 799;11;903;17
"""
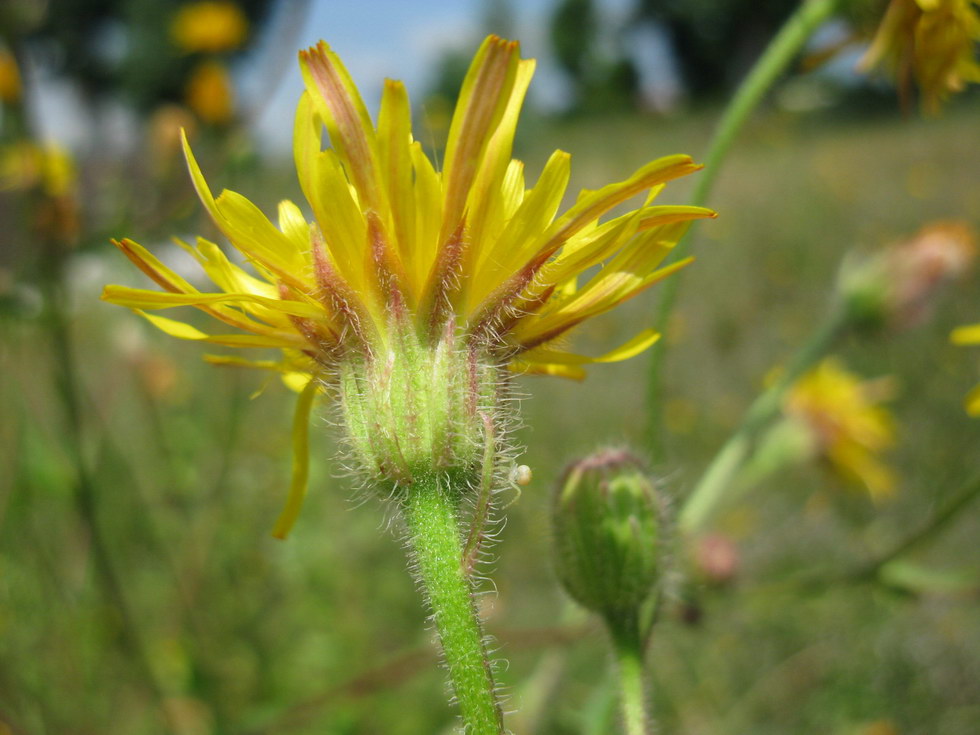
2;101;980;734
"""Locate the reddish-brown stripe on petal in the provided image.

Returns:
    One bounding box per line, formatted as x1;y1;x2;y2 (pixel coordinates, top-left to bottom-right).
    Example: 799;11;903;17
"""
114;239;186;294
310;224;372;346
417;219;467;337
441;37;519;243
277;281;340;363
366;210;410;312
300;43;381;212
112;238;289;338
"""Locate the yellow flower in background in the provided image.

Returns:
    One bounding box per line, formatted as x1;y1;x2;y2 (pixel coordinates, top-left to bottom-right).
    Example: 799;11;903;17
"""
0;141;76;197
0;47;21;104
184;61;234;125
950;324;980;415
103;36;713;534
859;0;980;113
171;1;248;54
784;359;898;501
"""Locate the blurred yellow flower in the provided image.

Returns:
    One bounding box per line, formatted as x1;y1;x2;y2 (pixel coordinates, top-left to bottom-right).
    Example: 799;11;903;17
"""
0;141;76;197
171;1;248;54
859;0;980;113
784;359;898;501
950;322;980;415
184;61;234;125
103;36;713;533
0;47;21;104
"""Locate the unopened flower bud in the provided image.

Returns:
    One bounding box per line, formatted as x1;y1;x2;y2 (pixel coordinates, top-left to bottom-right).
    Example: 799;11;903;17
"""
552;449;665;619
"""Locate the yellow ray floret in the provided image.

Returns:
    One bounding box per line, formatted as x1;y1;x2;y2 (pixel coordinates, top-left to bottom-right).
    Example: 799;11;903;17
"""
785;359;898;501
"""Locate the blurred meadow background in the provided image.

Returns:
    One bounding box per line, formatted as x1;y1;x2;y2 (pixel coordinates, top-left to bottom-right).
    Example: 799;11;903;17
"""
2;0;980;733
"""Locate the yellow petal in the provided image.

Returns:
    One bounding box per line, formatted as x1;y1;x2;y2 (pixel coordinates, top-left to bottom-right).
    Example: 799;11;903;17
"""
409;141;444;296
508;360;587;380
441;35;521;241
299;41;383;215
464;57;536;272
527;154;703;270
519;329;661;365
637;205;717;231
378;79;416;286
112;238;197;294
103;285;324;320
467;149;571;311
135;310;303;348
278;199;310;251
272;377;320;539
182;132;307;286
515;257;694;347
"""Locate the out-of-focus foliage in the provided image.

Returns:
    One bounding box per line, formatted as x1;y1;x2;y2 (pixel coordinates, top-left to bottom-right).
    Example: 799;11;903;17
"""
549;0;640;113
2;2;980;733
5;0;272;111
632;0;801;95
3;99;979;734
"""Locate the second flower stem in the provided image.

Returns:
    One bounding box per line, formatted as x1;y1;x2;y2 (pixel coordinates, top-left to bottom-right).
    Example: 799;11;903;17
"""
402;475;503;735
648;0;843;461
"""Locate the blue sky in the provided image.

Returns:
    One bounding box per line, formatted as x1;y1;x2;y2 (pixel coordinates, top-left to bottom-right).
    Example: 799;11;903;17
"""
245;0;633;151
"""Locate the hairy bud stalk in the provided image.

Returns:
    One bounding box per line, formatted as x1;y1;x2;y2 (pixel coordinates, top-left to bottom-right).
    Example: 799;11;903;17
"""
553;448;667;735
336;312;512;734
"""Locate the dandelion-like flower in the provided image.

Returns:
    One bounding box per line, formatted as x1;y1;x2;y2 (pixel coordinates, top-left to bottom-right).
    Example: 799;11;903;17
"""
102;36;713;535
859;0;980;113
784;358;897;501
171;1;249;54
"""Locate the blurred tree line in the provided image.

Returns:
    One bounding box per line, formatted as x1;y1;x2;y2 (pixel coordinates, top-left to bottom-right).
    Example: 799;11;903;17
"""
550;0;802;113
1;0;273;113
426;0;812;115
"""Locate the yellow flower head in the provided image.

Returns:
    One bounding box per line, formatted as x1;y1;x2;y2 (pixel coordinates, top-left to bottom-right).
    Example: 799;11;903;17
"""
184;61;235;125
103;36;713;535
859;0;980;113
171;1;249;54
784;359;898;500
0;47;22;104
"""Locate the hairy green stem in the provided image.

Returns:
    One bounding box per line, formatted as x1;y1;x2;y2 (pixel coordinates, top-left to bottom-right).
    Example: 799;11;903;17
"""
402;476;503;734
609;617;651;735
648;0;843;461
679;308;848;534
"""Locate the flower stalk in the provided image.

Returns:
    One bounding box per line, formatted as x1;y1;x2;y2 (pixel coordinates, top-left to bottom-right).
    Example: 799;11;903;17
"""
402;475;504;735
648;0;843;460
612;625;651;735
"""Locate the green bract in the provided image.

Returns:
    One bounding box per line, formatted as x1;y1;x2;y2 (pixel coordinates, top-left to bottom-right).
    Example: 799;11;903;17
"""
553;449;664;620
